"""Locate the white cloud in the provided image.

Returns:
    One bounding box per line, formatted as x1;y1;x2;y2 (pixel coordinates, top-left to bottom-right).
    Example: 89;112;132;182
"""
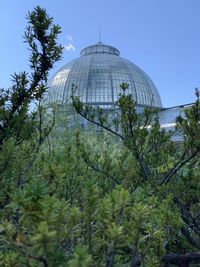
64;34;76;52
65;43;76;52
67;35;73;42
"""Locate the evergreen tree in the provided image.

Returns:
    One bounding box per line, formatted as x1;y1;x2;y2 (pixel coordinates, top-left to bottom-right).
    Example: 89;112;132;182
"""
1;6;200;267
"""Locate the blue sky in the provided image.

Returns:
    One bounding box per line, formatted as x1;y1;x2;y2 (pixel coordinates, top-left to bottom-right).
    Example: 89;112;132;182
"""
0;0;199;107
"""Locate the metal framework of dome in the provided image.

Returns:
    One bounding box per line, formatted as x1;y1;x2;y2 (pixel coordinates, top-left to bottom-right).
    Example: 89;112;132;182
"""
46;42;162;108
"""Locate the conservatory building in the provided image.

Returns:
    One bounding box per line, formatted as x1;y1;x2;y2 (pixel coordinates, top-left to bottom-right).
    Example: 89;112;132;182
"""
45;41;191;130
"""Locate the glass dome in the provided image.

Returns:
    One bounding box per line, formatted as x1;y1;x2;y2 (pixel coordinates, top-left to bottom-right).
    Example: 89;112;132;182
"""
46;42;162;108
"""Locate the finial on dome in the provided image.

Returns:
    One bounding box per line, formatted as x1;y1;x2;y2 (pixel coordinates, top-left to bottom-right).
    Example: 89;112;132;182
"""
99;26;101;42
96;27;103;45
97;27;103;45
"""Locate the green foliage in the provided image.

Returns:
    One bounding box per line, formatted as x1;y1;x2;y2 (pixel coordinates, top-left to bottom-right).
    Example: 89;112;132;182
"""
68;246;92;267
1;5;200;267
71;84;200;266
0;6;63;146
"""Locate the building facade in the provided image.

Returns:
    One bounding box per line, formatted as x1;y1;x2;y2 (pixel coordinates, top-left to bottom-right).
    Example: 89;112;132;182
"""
46;41;191;130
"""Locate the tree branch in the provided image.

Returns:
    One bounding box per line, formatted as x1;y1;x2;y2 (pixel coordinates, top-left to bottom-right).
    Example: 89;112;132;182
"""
77;110;125;140
81;150;120;185
181;226;200;250
162;252;200;265
160;149;200;185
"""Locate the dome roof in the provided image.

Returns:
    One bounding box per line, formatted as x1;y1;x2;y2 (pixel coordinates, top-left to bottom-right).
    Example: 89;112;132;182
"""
46;42;162;108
